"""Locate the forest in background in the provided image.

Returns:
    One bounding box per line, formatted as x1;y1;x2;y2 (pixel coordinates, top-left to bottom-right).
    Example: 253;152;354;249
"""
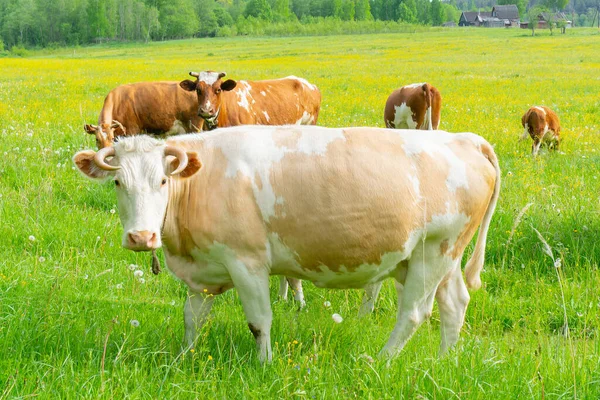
0;0;596;50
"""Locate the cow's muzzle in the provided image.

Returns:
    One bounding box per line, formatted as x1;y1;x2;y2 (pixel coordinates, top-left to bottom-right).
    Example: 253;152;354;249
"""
125;230;160;251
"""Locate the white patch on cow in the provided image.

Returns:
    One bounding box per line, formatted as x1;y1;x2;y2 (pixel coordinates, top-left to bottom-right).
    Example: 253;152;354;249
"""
403;82;426;89
533;106;547;116
260;91;267;96
295;111;314;125
236;81;253;111
407;166;421;200
165;246;233;293
520;123;530;141
166;120;187;135
200;125;345;221
198;71;222;85
262;111;270;122
397;130;468;193
393;103;417;129
283;76;318;91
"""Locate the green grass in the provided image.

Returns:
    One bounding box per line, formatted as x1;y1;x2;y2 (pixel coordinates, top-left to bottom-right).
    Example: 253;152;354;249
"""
1;28;600;398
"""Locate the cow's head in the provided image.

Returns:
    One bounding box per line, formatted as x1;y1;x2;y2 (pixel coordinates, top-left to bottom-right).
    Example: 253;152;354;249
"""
84;120;126;149
73;136;202;251
179;71;237;129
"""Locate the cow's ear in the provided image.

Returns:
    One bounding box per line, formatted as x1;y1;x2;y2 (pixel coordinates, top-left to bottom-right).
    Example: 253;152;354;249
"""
84;124;97;134
72;150;113;181
169;151;202;178
221;79;237;91
179;80;197;91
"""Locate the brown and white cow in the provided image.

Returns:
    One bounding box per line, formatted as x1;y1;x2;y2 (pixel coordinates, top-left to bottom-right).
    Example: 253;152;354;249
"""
520;106;561;156
85;81;202;149
384;83;442;130
73;126;500;362
179;71;321;131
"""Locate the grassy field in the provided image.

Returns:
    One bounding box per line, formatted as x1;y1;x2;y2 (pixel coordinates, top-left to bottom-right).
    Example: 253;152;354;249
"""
1;28;600;399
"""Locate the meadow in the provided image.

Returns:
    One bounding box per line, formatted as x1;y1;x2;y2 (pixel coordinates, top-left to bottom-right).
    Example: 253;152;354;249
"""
1;28;600;399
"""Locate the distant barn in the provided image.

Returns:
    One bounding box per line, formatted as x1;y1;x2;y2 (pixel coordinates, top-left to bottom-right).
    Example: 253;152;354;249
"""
459;5;520;28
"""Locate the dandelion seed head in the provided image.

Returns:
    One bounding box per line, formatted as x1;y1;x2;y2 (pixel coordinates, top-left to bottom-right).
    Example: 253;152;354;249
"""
332;313;343;323
110;209;116;214
28;235;36;242
138;278;145;284
130;319;140;327
128;264;137;271
116;283;124;290
38;256;46;262
323;301;331;308
134;270;144;278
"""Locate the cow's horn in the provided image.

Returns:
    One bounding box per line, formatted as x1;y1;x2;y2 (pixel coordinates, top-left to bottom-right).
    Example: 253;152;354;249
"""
189;71;200;78
94;146;121;171
218;72;227;79
165;146;188;175
111;119;126;133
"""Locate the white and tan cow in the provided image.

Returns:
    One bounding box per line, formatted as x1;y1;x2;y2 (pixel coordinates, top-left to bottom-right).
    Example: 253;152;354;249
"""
384;83;442;130
179;71;321;131
73;126;500;362
85;81;202;149
520;106;561;156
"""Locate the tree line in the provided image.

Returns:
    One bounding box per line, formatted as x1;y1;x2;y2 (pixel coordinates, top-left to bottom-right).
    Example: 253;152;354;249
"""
0;0;589;50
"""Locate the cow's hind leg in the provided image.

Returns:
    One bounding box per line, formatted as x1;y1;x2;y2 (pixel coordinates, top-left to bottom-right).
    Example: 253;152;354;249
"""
183;289;215;351
380;241;454;358
436;261;470;356
278;277;305;309
359;282;383;316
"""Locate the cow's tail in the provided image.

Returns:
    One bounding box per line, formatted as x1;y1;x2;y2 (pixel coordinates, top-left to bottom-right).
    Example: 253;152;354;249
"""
422;83;433;130
464;140;501;291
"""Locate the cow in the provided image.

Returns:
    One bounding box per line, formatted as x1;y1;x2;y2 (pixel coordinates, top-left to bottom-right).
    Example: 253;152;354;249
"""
384;83;442;131
520;106;561;156
73;125;501;363
179;71;321;131
84;81;203;149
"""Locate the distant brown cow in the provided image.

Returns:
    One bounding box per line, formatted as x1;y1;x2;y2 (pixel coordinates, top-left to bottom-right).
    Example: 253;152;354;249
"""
179;71;321;130
85;81;202;149
384;83;441;130
520;106;561;156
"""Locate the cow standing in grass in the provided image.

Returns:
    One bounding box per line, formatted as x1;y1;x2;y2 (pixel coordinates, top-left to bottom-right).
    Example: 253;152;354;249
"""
384;83;442;130
520;106;561;156
85;81;202;149
73;126;500;362
179;71;321;131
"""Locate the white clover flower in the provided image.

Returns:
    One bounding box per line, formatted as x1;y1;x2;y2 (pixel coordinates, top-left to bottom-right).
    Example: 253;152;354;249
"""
332;313;343;323
133;270;143;278
116;283;124;290
323;301;331;308
28;235;36;242
130;320;140;327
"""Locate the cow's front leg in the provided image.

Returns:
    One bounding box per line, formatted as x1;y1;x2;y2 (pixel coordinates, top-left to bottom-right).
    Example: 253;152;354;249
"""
183;289;215;351
229;264;273;363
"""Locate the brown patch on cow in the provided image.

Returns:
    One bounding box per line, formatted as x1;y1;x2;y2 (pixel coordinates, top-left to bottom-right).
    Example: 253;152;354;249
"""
162;139;269;267
440;239;449;256
170;151;202;178
384;83;442;130
521;106;561;154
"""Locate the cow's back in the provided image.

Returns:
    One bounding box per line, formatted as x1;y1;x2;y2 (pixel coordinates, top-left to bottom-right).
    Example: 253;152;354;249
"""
165;127;496;287
222;77;321;126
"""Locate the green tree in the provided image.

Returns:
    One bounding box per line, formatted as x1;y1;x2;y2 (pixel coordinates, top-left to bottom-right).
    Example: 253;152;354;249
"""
527;5;546;36
245;0;273;20
398;0;417;22
354;0;373;20
430;0;444;25
159;0;198;38
340;0;355;20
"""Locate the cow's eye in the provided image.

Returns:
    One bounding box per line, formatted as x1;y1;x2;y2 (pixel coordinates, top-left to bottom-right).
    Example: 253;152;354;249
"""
114;179;120;186
215;89;221;94
161;178;167;186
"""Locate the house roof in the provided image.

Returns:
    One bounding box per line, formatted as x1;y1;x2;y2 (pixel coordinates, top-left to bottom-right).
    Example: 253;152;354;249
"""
461;11;492;22
492;5;519;20
540;12;569;21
